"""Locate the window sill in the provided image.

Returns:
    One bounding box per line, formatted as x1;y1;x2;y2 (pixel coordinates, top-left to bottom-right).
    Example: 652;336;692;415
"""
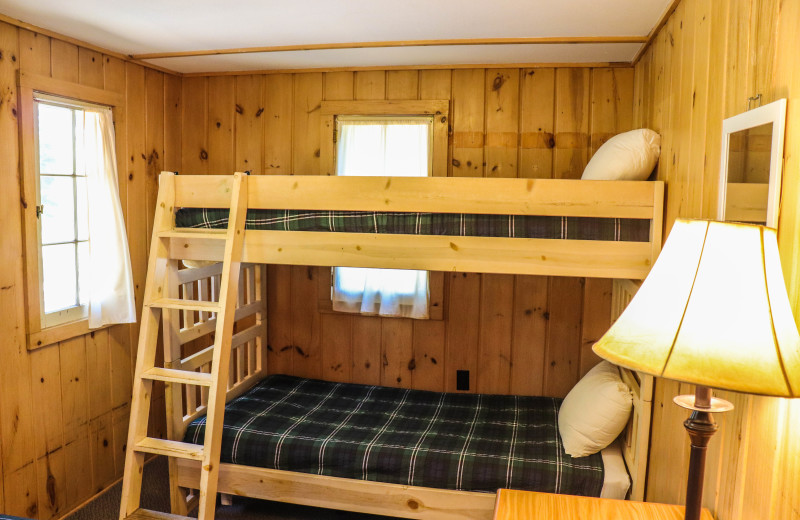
27;318;115;351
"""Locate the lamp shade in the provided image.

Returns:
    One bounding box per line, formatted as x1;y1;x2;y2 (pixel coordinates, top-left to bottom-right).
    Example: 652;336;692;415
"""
593;219;800;397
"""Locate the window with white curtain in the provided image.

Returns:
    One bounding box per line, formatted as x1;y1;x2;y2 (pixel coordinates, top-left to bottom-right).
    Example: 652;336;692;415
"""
33;94;135;329
332;116;432;319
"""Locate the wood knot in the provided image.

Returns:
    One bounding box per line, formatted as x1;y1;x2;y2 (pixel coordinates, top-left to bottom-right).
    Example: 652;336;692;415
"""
407;500;419;510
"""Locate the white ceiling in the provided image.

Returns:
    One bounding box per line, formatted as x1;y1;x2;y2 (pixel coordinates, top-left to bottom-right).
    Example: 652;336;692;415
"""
0;0;672;74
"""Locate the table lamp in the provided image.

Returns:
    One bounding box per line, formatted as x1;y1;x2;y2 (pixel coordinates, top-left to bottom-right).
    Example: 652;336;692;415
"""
593;219;800;520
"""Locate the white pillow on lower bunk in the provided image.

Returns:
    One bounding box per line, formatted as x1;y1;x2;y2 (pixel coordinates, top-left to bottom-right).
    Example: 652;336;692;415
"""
558;361;633;457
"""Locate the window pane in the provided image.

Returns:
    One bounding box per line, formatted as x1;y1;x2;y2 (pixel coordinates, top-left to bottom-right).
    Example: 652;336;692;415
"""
42;243;77;313
76;177;89;241
77;241;90;306
37;104;74;175
74;109;87;176
40;175;76;244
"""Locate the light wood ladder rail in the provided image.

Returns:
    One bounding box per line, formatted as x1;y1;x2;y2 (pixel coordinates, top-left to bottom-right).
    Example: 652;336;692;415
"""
119;171;249;520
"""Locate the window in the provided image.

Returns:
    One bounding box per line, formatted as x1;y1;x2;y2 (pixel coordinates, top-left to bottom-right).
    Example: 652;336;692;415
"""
35;97;92;327
332;117;432;319
19;73;135;349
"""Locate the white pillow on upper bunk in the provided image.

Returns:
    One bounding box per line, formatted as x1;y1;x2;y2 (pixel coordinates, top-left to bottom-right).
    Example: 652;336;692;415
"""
558;361;633;458
581;129;661;181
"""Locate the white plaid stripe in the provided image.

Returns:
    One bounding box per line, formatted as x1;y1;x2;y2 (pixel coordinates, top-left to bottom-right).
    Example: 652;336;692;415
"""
362;388;411;481
505;395;519;488
407;391;446;485
552;399;562;493
455;394;482;490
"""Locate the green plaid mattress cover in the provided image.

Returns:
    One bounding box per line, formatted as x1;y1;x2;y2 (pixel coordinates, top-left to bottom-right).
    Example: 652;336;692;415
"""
184;374;605;496
174;208;650;242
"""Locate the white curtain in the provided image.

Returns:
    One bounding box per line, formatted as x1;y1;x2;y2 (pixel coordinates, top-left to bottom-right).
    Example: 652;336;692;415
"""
333;120;430;319
83;108;136;328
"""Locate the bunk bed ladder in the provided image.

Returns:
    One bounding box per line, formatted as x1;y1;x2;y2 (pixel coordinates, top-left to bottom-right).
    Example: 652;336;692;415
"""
119;172;249;520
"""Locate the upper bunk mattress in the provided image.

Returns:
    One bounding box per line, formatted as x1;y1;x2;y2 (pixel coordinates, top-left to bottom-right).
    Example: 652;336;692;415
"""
175;208;650;242
184;374;605;496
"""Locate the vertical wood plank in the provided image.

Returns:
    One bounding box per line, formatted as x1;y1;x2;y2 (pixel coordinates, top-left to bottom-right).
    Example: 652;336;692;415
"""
411;319;445;392
590;68;634;155
351;316;382;385
542;277;582;397
0;22;37;490
290;266;321;380
163;73;182;173
181;76;208;174
207;76;235;173
78;48;103;88
386;70;418;100
510;275;548;396
484;69;519;178
19;29;50;76
264;74;294;174
579;278;612;377
380;318;414;388
321;313;352;383
419;70;452;178
519;68;555;179
266;264;293;376
235;75;265;173
451;69;484;177
477;274;514;394
554;68;590;179
445;273;481;392
293;73;322;175
354;71;386;100
50;40;78;82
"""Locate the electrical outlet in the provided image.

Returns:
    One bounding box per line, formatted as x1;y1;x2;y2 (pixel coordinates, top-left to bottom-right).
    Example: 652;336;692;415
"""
456;370;470;391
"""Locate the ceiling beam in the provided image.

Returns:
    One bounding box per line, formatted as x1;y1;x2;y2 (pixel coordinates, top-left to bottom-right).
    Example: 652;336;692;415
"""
180;61;632;77
133;36;648;60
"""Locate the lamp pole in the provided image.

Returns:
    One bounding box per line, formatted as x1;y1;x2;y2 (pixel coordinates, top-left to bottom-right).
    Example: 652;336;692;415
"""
680;386;718;520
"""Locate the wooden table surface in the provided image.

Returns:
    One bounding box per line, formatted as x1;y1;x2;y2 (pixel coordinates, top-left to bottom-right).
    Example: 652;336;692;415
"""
493;489;715;520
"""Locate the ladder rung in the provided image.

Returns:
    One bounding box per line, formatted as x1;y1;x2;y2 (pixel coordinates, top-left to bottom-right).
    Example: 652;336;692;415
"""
158;229;228;240
134;437;204;460
147;298;220;312
142;367;213;386
125;508;192;520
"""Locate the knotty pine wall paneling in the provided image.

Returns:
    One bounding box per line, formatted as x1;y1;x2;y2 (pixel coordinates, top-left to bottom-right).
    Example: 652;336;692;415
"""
634;0;800;518
0;22;179;519
180;66;634;399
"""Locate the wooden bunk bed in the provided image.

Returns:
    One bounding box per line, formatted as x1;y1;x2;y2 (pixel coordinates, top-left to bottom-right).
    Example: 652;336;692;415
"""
119;172;664;520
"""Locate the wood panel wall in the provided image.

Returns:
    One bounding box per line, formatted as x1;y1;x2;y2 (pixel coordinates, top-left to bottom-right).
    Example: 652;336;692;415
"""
178;67;634;399
0;22;177;519
633;0;800;517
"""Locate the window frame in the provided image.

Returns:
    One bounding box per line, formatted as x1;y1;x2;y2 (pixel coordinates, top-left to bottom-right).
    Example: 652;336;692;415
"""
18;71;125;350
318;100;450;320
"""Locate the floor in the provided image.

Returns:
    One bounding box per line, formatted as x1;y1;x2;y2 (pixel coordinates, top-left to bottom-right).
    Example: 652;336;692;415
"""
66;457;399;520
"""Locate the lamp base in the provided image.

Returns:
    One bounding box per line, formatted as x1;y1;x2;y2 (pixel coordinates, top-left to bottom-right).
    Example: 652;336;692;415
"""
673;386;734;520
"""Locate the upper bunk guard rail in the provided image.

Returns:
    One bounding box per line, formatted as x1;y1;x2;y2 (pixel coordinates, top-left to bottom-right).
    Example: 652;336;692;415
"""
174;174;662;218
169;174;664;280
119;172;252;520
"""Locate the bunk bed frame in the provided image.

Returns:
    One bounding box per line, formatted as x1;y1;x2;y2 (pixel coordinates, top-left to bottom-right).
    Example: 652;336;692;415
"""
119;172;663;520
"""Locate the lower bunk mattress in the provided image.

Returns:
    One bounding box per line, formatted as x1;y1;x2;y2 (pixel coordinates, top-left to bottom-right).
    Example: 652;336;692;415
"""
185;374;625;497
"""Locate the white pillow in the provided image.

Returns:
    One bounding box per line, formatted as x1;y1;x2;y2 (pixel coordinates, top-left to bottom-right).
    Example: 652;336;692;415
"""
581;129;661;181
558;361;633;457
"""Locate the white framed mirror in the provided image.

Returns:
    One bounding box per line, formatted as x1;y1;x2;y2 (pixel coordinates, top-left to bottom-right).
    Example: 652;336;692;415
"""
718;99;787;228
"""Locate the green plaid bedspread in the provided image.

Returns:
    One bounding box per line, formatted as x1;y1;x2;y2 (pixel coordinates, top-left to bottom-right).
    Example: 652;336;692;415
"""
175;208;649;242
184;375;605;496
